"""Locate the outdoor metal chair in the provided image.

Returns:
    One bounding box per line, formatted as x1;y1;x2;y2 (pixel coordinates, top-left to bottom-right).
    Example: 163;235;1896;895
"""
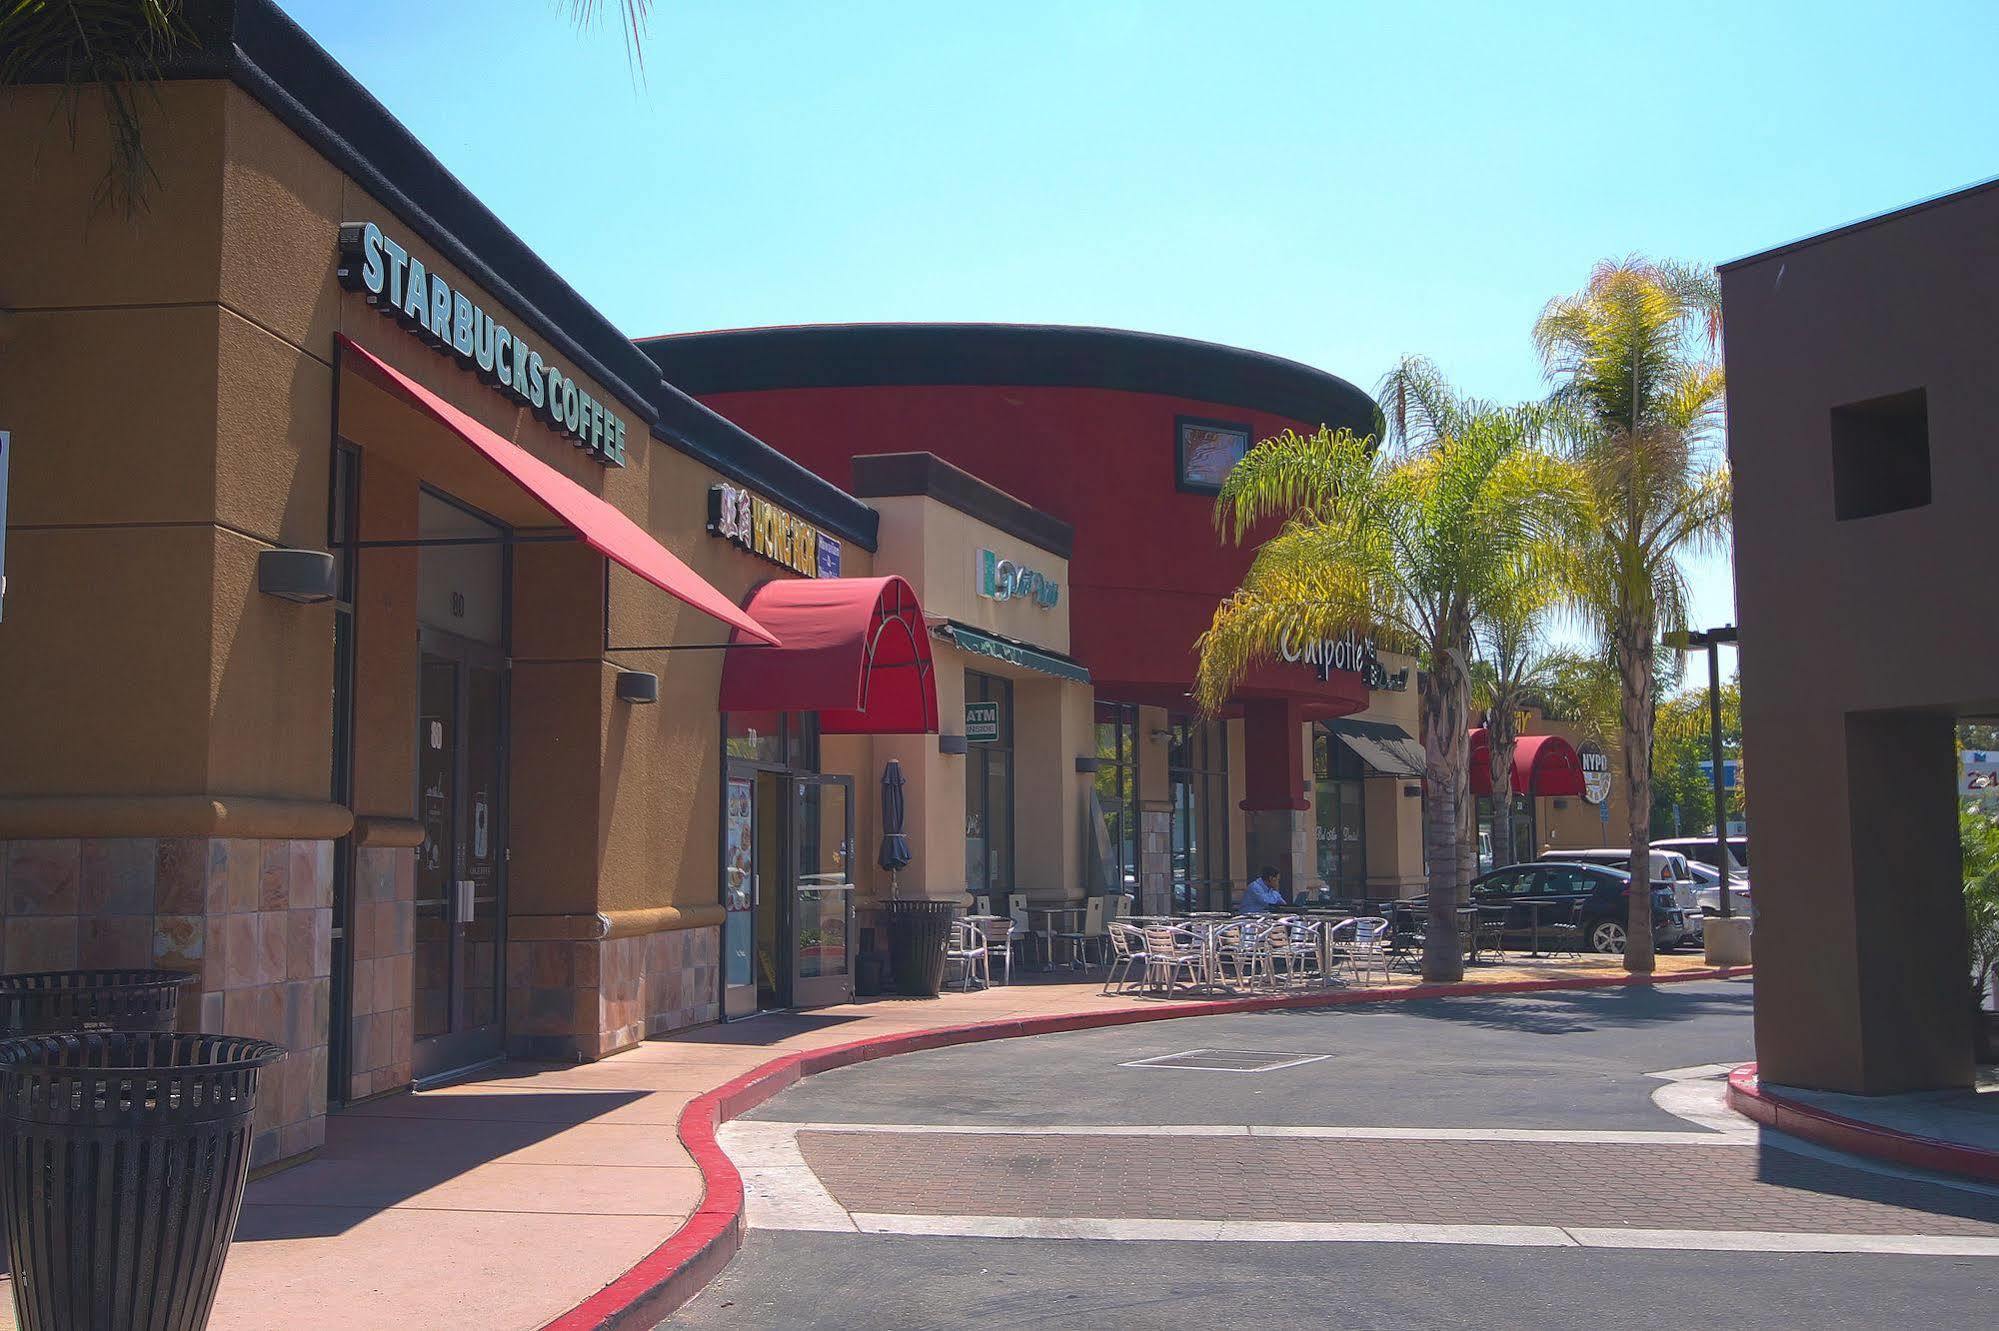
1278;917;1325;984
1006;892;1038;967
973;916;1019;984
1103;921;1148;994
1545;901;1584;958
1331;916;1391;986
1140;924;1207;996
1055;896;1109;969
944;919;990;991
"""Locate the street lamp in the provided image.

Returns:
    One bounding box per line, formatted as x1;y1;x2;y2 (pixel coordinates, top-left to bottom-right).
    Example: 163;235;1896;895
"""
1674;625;1740;918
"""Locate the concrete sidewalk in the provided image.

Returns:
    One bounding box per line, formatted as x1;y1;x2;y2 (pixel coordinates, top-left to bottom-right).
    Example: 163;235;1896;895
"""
4;952;1730;1331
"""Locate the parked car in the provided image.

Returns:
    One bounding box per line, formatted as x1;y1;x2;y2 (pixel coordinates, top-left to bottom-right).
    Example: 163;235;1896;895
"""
1465;861;1696;954
1684;860;1755;917
1542;847;1704;934
1653;835;1751;883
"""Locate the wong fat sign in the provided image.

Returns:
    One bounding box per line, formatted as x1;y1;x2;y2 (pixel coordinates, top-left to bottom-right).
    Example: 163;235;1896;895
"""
1277;628;1407;692
976;549;1059;608
337;221;628;466
708;483;842;579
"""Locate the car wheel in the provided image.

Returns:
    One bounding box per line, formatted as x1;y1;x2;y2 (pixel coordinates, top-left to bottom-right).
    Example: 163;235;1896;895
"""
1588;920;1627;954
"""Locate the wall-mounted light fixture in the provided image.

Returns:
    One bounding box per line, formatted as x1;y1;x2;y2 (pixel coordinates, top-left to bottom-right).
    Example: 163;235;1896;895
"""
938;734;969;755
257;549;337;604
614;671;660;704
1074;756;1102;773
1402;784;1423;799
1148;727;1174;744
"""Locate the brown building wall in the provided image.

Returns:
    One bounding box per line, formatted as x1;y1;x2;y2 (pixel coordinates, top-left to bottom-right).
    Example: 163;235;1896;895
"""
0;77;886;1130
1721;184;1999;1094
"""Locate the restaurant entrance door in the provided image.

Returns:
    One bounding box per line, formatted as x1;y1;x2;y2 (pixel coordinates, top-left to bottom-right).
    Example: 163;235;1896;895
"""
722;756;855;1017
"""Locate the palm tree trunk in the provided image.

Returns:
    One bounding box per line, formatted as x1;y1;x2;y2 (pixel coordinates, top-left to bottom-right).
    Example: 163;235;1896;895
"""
1615;606;1658;973
1420;639;1469;982
1492;720;1517;871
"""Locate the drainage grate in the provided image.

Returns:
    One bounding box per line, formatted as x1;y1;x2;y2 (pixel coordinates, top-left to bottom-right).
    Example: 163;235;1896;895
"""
1118;1049;1331;1073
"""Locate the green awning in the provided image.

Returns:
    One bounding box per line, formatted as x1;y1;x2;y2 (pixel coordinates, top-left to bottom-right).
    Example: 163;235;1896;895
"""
939;621;1091;684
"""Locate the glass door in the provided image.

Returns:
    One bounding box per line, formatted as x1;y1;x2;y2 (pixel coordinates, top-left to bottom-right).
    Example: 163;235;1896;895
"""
414;627;507;1082
722;773;760;1020
790;775;854;1008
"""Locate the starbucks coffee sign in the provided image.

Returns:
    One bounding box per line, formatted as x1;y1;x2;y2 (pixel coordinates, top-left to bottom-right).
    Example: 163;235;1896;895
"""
337;221;629;466
1579;739;1611;805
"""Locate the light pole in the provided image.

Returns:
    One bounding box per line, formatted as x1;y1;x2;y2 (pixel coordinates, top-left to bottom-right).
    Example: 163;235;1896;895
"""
1678;625;1740;917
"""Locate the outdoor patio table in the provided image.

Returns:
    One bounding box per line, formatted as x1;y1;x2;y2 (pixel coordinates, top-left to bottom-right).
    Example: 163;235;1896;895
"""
1028;904;1088;969
1520;899;1560;957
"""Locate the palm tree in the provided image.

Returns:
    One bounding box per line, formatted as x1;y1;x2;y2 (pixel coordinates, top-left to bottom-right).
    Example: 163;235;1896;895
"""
1194;356;1579;981
1467;584;1583;872
1;2;654;216
1535;258;1731;973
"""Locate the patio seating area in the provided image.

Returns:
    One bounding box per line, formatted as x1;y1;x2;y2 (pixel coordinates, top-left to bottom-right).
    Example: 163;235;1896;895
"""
946;892;1624;999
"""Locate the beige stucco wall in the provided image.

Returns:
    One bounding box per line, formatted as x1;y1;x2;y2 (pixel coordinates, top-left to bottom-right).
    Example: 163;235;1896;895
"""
0;79;883;942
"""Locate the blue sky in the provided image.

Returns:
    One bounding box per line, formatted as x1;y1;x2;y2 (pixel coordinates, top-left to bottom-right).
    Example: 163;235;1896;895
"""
277;0;1999;678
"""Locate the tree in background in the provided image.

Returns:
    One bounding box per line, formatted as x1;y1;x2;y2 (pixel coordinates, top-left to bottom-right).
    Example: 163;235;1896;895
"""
1650;678;1743;837
1195;357;1579;981
1537;258;1731;974
1958;804;1999;1048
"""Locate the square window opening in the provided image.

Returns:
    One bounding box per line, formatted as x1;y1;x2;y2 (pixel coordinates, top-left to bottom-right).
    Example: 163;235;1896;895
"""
1831;388;1930;521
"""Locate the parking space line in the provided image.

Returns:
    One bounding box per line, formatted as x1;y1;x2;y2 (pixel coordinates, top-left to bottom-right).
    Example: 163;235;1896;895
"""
754;1120;1750;1146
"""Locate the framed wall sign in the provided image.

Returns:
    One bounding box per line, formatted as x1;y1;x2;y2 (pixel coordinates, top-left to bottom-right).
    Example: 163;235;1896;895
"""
1175;415;1252;494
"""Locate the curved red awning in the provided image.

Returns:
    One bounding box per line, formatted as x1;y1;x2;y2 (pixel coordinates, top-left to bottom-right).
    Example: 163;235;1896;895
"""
336;335;776;645
1469;729;1585;797
719;575;939;734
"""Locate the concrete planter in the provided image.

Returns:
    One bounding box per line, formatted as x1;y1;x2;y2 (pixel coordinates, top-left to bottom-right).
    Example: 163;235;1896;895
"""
1704;914;1752;967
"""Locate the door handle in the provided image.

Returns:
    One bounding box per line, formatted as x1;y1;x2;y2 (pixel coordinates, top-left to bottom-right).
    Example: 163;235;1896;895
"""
454;879;475;924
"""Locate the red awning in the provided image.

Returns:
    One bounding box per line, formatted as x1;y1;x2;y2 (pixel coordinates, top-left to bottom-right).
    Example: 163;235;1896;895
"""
719;575;938;734
335;335;776;645
1469;729;1586;797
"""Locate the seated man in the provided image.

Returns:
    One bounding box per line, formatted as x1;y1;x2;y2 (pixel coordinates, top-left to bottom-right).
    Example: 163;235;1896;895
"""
1237;865;1288;914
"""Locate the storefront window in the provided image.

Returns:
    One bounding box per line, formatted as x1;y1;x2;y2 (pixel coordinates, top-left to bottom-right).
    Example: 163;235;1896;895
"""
726;711;819;769
1313;728;1368;899
1093;701;1139;895
1168;715;1229;913
965;671;1014;895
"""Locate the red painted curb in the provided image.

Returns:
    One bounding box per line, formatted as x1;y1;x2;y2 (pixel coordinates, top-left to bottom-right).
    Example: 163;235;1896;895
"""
543;964;1751;1329
1725;1062;1999;1185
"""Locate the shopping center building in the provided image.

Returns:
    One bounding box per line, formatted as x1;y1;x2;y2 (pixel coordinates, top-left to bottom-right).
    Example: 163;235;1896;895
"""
1723;177;1999;1094
0;0;1604;1174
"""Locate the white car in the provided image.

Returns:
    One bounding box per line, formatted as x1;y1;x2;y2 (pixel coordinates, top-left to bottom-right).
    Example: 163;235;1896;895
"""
1686;859;1754;917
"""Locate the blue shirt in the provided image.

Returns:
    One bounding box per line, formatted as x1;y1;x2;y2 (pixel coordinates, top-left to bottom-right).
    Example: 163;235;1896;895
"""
1238;877;1285;913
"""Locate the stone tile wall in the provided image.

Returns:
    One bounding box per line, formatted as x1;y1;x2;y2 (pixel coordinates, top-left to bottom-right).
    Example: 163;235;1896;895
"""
346;846;415;1102
1139;810;1171;915
506;924;719;1061
0;836;334;1170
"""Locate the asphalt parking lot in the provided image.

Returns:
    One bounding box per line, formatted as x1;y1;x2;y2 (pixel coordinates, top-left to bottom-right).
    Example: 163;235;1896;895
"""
668;980;1999;1330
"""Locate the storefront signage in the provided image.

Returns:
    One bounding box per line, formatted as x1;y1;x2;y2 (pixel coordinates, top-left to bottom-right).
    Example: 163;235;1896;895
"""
337;221;628;466
707;483;842;578
976;549;1059;608
1579;739;1611;805
965;701;1000;743
1277;627;1407;692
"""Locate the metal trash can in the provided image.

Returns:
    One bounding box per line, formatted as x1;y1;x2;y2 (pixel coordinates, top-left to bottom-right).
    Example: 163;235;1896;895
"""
886;899;954;996
0;969;197;1036
0;1032;286;1331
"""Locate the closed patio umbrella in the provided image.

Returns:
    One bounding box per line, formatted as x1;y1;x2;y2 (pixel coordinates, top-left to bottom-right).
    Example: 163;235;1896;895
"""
879;759;912;878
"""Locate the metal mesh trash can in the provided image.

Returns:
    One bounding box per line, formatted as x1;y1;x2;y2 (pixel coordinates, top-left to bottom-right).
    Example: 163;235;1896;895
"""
886;900;954;996
0;1032;286;1331
0;969;197;1036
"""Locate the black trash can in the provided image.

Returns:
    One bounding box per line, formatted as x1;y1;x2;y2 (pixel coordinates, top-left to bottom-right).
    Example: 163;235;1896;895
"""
886;900;954;996
0;1032;286;1331
0;969;197;1036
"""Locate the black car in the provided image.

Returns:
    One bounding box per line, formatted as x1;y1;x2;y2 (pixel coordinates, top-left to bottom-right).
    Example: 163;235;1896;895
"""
1468;861;1692;954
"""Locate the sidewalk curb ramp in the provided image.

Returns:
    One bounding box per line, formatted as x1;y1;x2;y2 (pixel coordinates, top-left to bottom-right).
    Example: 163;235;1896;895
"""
1726;1062;1999;1185
542;965;1752;1330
